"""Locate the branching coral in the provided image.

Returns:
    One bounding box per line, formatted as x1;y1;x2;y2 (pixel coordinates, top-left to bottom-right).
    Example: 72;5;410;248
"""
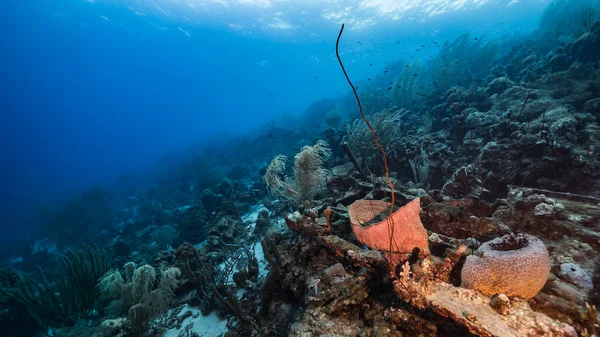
183;245;255;331
430;33;499;92
263;155;288;198
568;5;599;38
0;245;109;328
391;61;436;109
98;263;180;331
537;0;600;51
409;144;430;186
263;140;331;205
344;107;408;172
294;140;331;201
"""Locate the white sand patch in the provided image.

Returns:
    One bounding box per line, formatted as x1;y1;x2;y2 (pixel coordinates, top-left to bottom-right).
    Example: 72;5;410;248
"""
236;288;247;300
195;240;207;249
253;239;269;280
274;217;286;232
163;306;227;337
241;203;268;233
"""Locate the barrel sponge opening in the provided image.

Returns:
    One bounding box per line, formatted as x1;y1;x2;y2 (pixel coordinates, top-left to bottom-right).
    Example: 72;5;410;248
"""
460;234;550;299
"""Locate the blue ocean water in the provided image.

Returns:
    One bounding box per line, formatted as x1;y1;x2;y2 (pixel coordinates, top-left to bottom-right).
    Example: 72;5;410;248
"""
0;0;548;240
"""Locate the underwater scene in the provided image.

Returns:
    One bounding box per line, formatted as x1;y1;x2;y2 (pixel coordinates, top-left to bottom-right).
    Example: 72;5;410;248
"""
2;0;600;336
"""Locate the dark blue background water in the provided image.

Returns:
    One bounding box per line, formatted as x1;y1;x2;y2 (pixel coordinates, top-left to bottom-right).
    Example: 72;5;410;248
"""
0;0;547;239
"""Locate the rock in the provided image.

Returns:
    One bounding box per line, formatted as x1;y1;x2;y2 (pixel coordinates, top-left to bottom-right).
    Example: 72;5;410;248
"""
549;114;578;142
545;279;586;305
441;165;486;199
557;262;593;290
100;318;127;335
486;77;514;95
306;208;318;219
489;294;510;315
533;202;560;217
331;162;355;176
285;211;328;236
394;276;575;337
253;209;270;235
464;109;500;128
201;189;224;211
323;263;348;284
527;193;565;217
428;233;445;246
585;98;600;116
289;307;365;336
548;54;571;72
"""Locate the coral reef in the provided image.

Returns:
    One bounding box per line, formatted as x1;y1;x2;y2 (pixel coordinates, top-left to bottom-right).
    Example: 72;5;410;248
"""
3;4;600;337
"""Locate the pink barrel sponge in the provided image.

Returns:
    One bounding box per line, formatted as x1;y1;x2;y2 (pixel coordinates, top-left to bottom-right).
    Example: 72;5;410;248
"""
348;198;429;254
461;234;550;299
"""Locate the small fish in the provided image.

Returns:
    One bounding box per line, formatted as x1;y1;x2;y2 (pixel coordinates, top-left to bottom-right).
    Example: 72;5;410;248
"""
416;49;420;51
369;63;373;66
314;77;318;80
384;70;388;73
474;37;478;40
358;41;363;45
420;44;424;47
368;78;371;81
413;74;418;77
387;87;392;90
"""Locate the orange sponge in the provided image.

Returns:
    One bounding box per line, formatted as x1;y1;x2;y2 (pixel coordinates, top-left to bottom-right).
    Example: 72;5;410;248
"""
461;234;550;299
348;198;429;254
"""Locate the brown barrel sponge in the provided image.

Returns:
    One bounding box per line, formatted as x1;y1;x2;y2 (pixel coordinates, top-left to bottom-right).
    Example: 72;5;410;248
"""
460;234;550;299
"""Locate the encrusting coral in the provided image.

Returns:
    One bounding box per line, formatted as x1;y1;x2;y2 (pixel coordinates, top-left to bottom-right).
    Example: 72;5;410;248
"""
461;233;550;299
